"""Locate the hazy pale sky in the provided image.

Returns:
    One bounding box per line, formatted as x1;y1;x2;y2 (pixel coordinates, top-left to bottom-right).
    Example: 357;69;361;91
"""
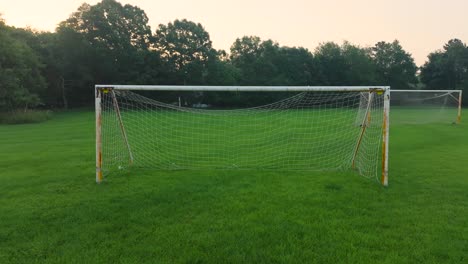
1;0;467;65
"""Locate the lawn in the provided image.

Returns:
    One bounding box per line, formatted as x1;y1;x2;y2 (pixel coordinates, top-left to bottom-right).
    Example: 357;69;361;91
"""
0;110;467;263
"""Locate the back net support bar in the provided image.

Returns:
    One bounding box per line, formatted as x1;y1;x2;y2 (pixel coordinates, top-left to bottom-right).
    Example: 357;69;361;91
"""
96;85;390;186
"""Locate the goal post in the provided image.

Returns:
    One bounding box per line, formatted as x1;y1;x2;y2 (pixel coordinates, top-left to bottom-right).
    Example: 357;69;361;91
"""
390;89;462;124
95;88;102;183
95;85;390;186
458;90;463;124
382;88;390;186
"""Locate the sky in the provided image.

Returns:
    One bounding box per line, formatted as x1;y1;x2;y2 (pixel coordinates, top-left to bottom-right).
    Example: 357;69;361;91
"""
1;0;467;66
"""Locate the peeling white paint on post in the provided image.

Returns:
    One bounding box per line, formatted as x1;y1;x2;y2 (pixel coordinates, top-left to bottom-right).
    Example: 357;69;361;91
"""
95;88;103;183
382;88;390;186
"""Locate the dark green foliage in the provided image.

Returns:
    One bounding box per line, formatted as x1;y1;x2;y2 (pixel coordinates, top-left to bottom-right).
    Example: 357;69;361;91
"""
61;0;152;50
314;42;348;85
53;0;156;106
341;42;377;85
314;41;377;85
371;40;418;90
154;19;216;85
231;36;320;86
421;39;468;103
0;19;46;110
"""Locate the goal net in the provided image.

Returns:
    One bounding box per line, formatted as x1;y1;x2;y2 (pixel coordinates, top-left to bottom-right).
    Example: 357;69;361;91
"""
96;86;389;185
390;90;462;124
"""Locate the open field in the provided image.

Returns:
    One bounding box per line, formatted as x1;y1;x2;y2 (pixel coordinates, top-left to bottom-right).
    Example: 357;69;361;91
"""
0;110;467;263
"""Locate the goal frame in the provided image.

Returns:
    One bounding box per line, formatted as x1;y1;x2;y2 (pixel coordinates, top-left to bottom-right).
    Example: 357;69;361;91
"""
95;85;390;186
391;89;462;124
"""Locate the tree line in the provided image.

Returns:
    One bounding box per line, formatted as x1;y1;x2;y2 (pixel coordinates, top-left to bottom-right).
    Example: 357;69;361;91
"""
0;0;467;110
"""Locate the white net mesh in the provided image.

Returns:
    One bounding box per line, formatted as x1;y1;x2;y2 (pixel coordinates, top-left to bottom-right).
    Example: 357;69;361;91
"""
100;89;385;181
391;90;461;124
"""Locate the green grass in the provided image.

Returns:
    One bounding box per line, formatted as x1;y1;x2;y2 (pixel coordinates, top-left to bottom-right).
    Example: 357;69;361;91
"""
0;110;467;263
0;110;53;124
103;109;381;179
390;106;460;124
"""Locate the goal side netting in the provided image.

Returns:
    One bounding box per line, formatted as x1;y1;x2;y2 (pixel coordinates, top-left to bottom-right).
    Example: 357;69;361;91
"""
390;90;462;124
96;86;389;185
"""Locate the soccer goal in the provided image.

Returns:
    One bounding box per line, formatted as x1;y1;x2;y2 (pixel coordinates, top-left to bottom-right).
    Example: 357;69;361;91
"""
95;85;390;186
390;89;462;124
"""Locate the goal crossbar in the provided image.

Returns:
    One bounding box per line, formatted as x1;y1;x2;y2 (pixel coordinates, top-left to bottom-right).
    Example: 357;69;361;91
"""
391;89;461;93
95;85;389;92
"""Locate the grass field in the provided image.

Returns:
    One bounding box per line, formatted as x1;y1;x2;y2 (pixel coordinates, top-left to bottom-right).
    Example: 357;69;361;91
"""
102;108;383;180
390;107;460;124
1;110;467;263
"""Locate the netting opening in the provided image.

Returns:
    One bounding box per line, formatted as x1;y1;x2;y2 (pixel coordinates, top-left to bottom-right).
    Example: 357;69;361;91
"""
100;89;385;181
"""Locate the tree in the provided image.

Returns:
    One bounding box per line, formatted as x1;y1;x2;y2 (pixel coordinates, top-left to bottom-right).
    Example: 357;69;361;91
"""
60;0;154;82
371;40;418;89
421;39;468;89
420;52;448;90
0;19;46;110
230;36;265;85
341;42;376;85
314;42;347;85
230;36;318;86
60;0;152;51
275;46;318;85
204;50;240;85
228;36;323;106
314;41;377;85
154;19;217;85
420;39;468;102
54;0;157;106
